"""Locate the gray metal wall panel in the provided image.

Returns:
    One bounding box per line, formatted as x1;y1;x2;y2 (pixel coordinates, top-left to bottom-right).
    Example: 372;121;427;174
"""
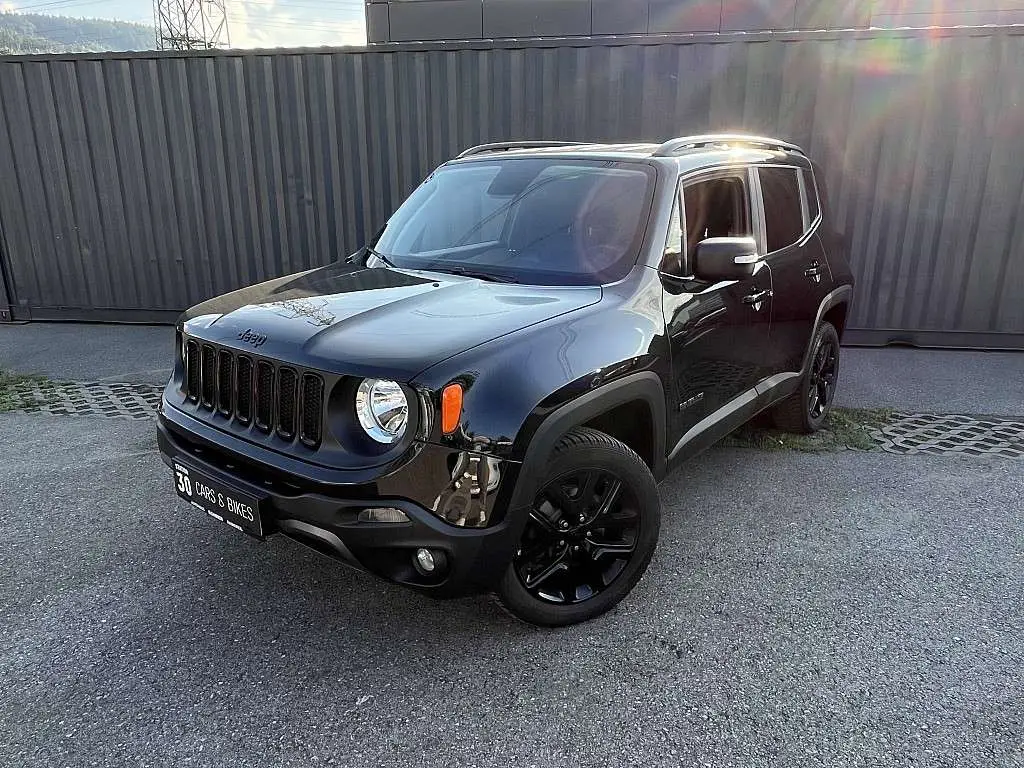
367;3;389;43
795;0;870;29
592;0;649;35
368;0;1016;41
0;30;1022;348
389;0;482;41
483;0;592;38
721;0;797;32
648;0;723;33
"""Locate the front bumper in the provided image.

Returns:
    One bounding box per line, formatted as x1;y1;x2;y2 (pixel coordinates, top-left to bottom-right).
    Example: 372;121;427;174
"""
157;409;526;598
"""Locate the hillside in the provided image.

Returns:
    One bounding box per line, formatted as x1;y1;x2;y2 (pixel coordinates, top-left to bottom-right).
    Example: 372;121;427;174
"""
0;12;154;54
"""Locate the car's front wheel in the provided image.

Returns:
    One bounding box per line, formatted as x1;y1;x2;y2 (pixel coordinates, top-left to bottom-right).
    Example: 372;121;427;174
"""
496;427;660;627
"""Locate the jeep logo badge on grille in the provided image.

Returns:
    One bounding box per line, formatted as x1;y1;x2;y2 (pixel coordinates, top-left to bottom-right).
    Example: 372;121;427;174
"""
237;328;268;348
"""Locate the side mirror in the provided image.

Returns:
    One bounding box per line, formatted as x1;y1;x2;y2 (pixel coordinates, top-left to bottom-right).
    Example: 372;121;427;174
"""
693;237;762;282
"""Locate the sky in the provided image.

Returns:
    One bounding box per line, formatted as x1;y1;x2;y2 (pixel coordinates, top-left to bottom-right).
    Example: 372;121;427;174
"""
2;0;368;47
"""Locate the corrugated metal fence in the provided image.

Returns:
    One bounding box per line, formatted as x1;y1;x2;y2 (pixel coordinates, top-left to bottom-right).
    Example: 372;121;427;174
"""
1;27;1022;347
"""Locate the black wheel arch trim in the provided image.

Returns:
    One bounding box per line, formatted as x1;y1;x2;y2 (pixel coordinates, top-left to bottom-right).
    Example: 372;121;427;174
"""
508;371;667;514
801;284;853;377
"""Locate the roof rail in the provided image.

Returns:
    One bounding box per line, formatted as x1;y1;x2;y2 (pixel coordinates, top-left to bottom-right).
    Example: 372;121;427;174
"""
652;134;803;157
457;141;584;159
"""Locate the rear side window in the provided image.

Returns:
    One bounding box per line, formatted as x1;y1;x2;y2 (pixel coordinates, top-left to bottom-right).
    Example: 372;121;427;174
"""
803;169;820;223
758;167;803;253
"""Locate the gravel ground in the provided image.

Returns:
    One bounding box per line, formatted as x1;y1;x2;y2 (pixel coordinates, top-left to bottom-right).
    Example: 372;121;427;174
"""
0;413;1021;768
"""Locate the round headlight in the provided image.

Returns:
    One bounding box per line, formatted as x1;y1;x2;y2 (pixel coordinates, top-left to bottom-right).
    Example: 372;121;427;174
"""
355;379;409;444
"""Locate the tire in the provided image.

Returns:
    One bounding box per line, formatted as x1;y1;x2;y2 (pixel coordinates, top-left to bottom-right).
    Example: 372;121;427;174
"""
770;321;841;434
496;427;661;627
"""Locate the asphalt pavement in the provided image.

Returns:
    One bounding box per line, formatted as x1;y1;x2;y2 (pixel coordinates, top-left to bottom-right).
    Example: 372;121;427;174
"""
0;323;174;384
1;412;1021;767
834;346;1024;418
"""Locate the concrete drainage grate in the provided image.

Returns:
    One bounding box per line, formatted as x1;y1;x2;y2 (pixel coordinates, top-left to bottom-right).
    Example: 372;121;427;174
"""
10;380;163;421
870;412;1024;458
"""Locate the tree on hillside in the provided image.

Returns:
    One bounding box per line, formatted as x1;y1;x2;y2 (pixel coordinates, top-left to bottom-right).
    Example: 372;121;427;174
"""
0;12;154;54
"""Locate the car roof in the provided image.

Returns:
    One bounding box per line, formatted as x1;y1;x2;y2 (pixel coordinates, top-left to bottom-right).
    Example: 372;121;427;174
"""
447;135;812;173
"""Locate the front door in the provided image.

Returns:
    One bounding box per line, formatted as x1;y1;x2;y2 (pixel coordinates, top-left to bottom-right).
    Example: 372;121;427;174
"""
660;168;773;454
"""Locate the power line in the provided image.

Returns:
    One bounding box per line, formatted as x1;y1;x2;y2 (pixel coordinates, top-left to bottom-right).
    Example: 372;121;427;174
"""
4;0;115;13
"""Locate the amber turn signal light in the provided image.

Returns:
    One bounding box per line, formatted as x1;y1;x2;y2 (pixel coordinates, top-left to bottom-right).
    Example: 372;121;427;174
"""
441;383;463;435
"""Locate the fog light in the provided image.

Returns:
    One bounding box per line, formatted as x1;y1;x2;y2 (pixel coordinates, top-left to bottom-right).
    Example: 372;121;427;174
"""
415;548;435;573
358;507;410;523
412;548;449;577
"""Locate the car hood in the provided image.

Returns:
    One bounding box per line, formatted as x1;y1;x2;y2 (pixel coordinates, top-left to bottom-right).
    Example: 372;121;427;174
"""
181;262;602;380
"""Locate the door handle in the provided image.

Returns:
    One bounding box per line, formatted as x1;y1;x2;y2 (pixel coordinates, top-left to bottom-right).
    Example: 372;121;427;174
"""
804;262;823;282
742;289;773;308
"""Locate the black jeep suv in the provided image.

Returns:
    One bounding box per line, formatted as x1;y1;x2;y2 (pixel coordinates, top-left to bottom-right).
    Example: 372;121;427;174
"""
159;134;854;626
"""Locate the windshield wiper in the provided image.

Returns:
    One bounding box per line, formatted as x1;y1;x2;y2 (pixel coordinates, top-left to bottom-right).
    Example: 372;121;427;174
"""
364;246;397;268
367;247;516;283
429;266;518;284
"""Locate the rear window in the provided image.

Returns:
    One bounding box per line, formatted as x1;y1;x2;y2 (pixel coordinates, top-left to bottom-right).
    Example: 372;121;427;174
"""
374;158;656;286
758;166;804;253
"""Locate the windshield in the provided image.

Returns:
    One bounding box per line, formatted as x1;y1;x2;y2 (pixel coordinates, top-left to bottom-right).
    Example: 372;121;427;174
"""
373;158;655;286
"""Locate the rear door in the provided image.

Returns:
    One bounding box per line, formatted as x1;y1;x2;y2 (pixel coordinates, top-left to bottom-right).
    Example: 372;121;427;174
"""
754;165;831;373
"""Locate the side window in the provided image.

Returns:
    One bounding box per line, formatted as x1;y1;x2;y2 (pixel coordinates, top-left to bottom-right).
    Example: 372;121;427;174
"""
758;167;803;253
659;174;752;277
683;175;752;256
660;192;684;275
803;169;820;223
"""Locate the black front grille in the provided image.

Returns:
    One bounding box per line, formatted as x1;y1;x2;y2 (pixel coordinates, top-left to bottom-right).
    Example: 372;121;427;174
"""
201;345;216;407
185;341;200;402
277;368;297;440
236;357;253;424
182;339;325;448
255;361;275;432
217;350;234;416
300;374;324;447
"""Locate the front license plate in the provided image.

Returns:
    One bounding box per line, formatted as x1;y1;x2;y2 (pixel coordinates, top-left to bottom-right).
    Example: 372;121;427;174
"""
172;461;265;539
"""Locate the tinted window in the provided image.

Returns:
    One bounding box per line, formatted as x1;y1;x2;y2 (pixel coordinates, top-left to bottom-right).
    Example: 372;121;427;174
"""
684;176;751;255
374;159;655;286
759;167;803;252
803;169;820;223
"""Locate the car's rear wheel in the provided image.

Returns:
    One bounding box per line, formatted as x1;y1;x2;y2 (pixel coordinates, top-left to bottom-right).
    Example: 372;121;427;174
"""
496;427;660;627
770;321;841;434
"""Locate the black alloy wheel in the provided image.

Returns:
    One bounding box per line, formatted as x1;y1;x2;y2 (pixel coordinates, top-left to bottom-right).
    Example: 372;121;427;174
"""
769;321;841;434
515;468;641;604
807;333;839;420
496;427;660;627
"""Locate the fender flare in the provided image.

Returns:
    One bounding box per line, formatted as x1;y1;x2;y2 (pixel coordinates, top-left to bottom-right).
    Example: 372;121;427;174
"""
801;285;854;377
508;371;667;513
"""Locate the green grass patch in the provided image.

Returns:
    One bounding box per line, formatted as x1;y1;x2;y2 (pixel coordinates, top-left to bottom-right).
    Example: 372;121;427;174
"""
0;369;59;412
725;407;894;453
